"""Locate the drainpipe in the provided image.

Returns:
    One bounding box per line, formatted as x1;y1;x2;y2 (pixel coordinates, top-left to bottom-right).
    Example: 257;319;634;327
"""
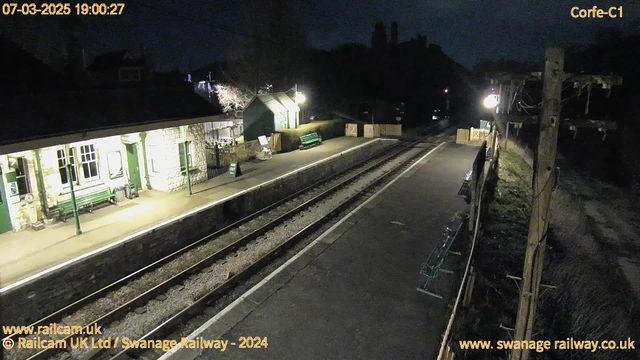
34;149;50;219
64;144;82;235
139;132;152;190
181;125;192;196
184;140;192;196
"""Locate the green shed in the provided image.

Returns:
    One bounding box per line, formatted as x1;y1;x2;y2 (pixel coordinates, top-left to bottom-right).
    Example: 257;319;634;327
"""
243;92;300;141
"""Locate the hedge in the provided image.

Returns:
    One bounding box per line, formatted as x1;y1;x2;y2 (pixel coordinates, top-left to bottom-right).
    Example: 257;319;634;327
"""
278;119;345;152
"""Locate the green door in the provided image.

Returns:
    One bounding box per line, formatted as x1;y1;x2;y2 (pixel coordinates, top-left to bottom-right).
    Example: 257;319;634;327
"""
125;144;142;190
0;169;13;233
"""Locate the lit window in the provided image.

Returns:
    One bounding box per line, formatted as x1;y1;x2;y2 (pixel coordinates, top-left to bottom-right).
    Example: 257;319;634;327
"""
57;149;77;186
178;142;192;171
107;151;123;179
15;157;31;195
80;144;100;180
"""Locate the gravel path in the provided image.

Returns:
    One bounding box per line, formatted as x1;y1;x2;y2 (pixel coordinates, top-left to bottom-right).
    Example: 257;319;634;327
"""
67;146;423;359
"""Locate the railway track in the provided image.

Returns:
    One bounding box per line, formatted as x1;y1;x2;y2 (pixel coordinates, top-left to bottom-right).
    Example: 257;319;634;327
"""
4;127;449;360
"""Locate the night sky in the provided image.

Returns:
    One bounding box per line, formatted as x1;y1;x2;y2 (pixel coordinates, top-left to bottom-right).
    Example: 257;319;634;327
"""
82;0;640;72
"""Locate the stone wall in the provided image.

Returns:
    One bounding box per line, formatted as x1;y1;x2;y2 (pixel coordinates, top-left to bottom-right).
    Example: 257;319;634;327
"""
1;125;208;231
0;139;392;326
146;124;207;192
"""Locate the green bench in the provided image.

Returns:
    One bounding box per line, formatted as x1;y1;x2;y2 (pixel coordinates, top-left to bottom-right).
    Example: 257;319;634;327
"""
299;132;322;149
57;188;115;222
416;220;464;298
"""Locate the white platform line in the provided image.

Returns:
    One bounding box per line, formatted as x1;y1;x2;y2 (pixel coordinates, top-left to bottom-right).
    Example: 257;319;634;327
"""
1;138;395;293
159;141;447;359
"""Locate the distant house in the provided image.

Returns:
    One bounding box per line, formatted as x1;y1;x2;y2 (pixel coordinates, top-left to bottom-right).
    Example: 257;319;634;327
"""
243;93;300;141
87;49;149;85
0;40;225;234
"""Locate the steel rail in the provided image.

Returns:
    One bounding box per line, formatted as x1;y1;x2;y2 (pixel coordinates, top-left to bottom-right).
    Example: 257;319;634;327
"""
23;139;425;360
3;137;410;347
110;139;442;360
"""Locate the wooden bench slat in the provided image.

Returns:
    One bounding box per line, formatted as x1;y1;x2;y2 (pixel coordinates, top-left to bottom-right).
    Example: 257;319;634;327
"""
299;132;322;148
56;188;114;221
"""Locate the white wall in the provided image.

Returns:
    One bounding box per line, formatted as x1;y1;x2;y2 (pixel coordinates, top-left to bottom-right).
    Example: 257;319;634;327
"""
1;136;131;230
1;123;208;231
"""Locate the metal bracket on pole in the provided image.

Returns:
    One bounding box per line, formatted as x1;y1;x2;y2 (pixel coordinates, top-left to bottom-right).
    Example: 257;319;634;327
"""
500;323;516;341
507;274;557;290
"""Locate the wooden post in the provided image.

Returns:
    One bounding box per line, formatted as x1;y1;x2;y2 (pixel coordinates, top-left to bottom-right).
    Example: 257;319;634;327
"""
585;83;591;115
469;165;477;233
463;266;476;307
511;48;564;360
505;122;510;150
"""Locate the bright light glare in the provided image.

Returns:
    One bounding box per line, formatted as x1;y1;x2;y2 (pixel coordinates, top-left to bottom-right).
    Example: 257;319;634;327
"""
295;92;306;104
483;94;499;108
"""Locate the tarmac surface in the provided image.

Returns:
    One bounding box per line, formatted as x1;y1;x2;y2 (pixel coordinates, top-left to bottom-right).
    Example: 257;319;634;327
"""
167;142;479;360
0;137;379;288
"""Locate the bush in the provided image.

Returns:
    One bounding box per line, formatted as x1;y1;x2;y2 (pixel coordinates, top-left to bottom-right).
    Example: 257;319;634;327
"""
278;119;346;152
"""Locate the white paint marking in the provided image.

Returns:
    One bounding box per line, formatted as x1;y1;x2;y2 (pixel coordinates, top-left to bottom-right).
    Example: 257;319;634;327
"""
160;141;447;359
1;138;397;293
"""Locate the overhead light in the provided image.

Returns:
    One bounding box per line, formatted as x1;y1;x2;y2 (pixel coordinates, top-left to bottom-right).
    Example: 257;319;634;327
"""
483;94;499;108
295;92;306;104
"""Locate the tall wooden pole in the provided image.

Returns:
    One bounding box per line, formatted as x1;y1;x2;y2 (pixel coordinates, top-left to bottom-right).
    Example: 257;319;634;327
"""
511;47;564;360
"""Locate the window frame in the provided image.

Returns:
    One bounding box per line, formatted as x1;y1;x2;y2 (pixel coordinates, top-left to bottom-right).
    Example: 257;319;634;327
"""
118;67;141;82
79;144;100;182
57;148;78;187
106;150;124;180
178;141;193;172
14;156;31;197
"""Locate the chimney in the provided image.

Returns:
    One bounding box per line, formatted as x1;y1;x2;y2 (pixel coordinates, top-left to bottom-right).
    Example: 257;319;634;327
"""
139;43;146;59
390;22;398;46
371;22;387;50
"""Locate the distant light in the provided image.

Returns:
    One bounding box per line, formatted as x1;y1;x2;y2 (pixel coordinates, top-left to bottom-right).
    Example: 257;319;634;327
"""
432;115;438;120
444;88;449;94
483;94;499;108
295;92;306;104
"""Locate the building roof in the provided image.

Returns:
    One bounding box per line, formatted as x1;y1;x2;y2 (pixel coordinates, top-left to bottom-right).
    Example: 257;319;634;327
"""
0;88;222;151
249;92;300;114
0;37;64;96
88;50;145;71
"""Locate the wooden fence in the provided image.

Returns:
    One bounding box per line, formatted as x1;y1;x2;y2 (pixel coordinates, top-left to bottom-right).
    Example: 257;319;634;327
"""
364;124;381;138
205;134;282;177
470;127;491;142
345;123;358;137
456;129;470;144
345;123;402;138
379;124;402;136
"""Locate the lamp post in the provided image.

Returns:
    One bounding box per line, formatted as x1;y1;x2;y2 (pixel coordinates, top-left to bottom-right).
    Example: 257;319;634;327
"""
293;83;306;127
483;94;499;109
444;88;450;117
64;144;82;235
